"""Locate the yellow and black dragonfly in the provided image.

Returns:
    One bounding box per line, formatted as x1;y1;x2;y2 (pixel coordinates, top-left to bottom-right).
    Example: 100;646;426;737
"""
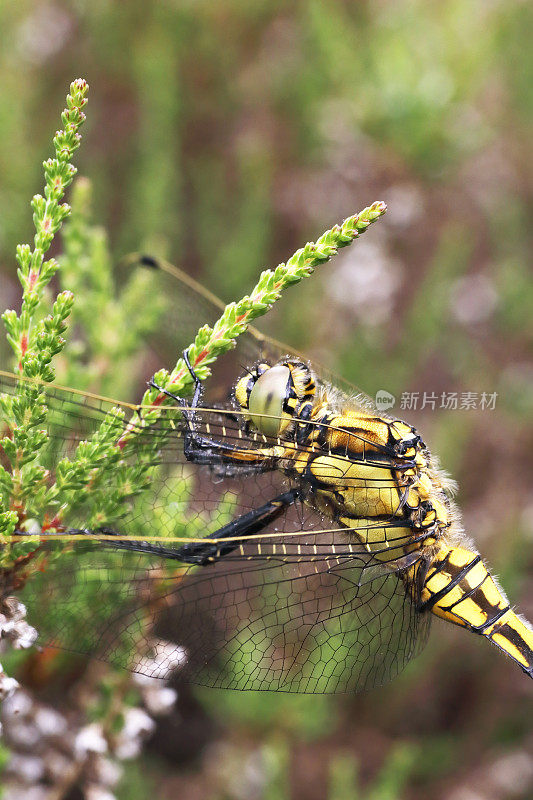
1;258;532;692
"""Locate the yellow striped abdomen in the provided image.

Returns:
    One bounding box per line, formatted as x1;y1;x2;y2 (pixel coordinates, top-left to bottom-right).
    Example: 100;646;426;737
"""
411;545;533;677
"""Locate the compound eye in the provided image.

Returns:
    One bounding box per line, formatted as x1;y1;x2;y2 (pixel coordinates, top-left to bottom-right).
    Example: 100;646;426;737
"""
248;365;290;437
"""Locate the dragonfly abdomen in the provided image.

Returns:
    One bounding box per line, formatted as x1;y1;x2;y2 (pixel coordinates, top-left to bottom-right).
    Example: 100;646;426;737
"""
413;544;533;677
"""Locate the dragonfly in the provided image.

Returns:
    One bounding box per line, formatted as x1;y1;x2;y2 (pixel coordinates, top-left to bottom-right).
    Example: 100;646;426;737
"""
1;257;532;693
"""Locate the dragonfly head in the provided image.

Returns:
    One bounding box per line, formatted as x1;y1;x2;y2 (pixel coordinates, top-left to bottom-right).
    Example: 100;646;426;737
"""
235;359;316;438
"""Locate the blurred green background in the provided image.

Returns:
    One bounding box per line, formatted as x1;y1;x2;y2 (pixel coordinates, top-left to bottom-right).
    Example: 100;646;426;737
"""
0;1;532;799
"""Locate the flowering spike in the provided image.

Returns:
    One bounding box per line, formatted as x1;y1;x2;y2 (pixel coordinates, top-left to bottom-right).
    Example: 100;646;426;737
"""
1;79;89;380
146;202;387;405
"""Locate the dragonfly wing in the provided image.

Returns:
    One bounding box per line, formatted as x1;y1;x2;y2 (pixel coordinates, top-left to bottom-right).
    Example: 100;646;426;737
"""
0;371;292;535
137;256;372;405
153;551;430;693
17;526;430;694
3;371;429;691
0;371;391;539
138;257;288;394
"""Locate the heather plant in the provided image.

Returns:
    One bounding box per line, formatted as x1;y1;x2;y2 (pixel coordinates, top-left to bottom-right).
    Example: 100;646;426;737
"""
0;79;386;555
0;78;386;657
0;5;529;799
0;79;89;545
0;76;389;800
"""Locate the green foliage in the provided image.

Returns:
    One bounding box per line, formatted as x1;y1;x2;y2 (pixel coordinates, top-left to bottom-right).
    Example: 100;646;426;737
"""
0;5;531;797
58;177;164;397
2;79;88;379
197;688;336;741
145;201;386;403
262;740;290;800
0;80;89;562
0;80;386;578
365;743;418;800
328;745;418;800
329;753;359;800
0;739;11;786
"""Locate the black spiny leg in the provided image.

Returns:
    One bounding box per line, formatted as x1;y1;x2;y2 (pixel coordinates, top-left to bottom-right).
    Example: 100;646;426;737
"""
150;349;277;471
149;347;203;452
99;488;300;566
150;348;227;463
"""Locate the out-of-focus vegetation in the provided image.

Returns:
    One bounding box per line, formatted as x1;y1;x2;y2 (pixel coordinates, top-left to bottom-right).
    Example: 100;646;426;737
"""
0;2;531;799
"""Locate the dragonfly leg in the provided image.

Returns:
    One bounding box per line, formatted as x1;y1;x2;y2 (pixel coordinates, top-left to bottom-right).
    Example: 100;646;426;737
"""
182;347;204;410
410;545;533;678
100;488;299;566
151;350;280;471
149;349;222;457
148;347;203;414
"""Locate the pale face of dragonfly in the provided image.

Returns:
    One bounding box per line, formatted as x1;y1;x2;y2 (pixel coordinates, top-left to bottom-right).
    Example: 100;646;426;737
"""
1;258;532;692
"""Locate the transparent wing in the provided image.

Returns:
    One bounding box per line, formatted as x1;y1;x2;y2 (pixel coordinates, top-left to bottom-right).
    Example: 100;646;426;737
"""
138;256;373;406
137;256;287;397
18;539;429;693
0;370;398;540
1;371;429;692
